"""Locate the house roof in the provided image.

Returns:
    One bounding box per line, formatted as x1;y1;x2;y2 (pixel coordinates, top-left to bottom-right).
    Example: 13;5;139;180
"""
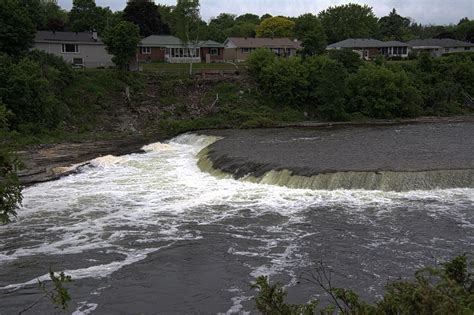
406;38;474;48
199;40;225;48
139;35;224;48
226;37;301;49
327;38;408;49
140;35;183;47
35;31;103;44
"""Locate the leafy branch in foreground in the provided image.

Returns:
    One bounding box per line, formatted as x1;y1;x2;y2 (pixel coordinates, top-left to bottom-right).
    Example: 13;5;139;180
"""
19;270;73;314
252;254;474;315
0;149;22;224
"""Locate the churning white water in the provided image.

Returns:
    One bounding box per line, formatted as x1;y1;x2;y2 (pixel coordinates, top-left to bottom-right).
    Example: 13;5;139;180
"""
1;134;473;314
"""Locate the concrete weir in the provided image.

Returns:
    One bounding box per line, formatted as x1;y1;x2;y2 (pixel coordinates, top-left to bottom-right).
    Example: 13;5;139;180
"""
198;122;474;191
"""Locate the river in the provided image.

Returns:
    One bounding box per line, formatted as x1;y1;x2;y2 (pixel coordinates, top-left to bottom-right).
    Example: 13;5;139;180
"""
1;133;473;314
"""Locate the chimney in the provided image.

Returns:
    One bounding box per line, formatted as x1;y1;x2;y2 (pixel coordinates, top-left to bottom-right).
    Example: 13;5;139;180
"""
92;31;98;41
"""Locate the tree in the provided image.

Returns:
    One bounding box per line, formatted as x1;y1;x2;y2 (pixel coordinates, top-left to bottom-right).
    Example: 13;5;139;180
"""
378;8;412;40
305;56;348;120
456;20;474;42
256;16;295;38
174;0;202;75
19;0;46;30
235;13;260;25
0;0;35;56
319;4;379;44
103;21;140;70
123;0;170;37
42;1;68;31
294;14;327;56
68;0;110;33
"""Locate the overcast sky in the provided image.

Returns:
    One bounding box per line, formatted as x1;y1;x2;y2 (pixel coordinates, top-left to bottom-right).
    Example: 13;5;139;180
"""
58;0;474;25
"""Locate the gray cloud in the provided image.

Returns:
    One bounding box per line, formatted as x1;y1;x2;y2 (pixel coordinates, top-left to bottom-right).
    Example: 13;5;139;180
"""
58;0;474;25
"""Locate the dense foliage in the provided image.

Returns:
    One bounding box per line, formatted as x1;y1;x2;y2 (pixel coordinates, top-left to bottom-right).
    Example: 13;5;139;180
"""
248;49;474;120
123;0;170;37
319;4;379;44
0;150;22;224
0;52;74;132
256;17;295;38
253;254;474;315
0;0;35;56
103;21;141;69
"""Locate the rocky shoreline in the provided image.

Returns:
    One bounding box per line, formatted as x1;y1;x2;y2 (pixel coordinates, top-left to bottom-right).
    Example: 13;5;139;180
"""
17;135;160;186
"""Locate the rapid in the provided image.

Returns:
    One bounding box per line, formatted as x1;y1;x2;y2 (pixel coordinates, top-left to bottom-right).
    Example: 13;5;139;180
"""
1;134;473;314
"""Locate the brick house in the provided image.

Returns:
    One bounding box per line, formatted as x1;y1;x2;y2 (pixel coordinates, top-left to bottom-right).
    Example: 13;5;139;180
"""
223;37;302;62
137;35;224;63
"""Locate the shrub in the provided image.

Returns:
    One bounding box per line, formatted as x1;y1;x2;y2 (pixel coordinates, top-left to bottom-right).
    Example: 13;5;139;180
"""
327;49;363;73
304;55;349;120
247;48;276;80
252;255;474;315
347;63;423;118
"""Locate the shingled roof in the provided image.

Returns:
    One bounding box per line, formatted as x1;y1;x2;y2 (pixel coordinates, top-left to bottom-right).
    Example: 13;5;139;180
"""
327;38;408;49
407;38;474;48
226;37;301;49
35;31;103;44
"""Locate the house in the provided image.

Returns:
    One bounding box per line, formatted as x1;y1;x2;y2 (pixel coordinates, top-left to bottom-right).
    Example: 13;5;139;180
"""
137;35;224;63
33;31;114;68
406;38;474;57
199;40;225;63
223;37;302;62
326;38;410;59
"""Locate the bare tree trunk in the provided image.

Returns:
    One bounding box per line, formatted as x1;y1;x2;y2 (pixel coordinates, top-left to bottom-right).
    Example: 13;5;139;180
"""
189;47;193;76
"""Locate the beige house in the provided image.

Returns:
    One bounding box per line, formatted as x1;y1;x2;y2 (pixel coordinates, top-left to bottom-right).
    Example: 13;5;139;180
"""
223;37;301;62
33;31;114;68
406;38;474;57
326;38;410;60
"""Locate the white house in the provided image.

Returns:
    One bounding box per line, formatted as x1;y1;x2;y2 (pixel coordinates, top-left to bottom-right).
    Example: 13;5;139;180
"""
33;31;114;68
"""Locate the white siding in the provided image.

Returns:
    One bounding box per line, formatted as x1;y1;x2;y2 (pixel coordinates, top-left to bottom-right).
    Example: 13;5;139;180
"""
33;42;114;68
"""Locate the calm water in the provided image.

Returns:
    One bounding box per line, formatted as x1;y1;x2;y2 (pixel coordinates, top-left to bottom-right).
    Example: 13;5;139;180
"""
1;134;473;314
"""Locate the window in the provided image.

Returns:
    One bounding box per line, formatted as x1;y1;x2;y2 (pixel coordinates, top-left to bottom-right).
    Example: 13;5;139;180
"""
241;48;250;53
210;48;219;56
444;48;450;52
465;47;471;51
72;58;83;67
141;47;151;54
62;44;78;53
402;47;407;54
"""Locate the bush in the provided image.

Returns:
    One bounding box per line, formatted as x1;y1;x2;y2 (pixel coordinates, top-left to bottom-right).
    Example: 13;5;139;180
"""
252;255;474;315
247;48;276;80
258;57;308;107
327;49;363;73
347;63;423;118
0;51;74;131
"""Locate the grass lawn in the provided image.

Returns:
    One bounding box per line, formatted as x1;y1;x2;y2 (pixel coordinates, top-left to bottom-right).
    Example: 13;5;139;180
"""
142;62;247;73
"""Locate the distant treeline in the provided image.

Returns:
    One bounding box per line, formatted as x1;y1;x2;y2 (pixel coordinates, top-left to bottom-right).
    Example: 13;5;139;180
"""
3;0;474;45
248;49;474;120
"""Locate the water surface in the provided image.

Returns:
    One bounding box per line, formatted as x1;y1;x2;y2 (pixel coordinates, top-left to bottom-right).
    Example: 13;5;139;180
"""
1;134;473;314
